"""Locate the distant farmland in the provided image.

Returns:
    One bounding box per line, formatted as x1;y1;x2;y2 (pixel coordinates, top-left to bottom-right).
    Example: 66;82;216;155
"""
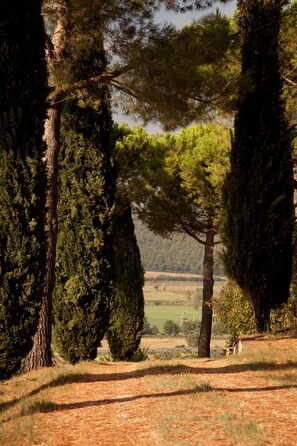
143;271;226;331
144;305;201;332
144;290;191;305
144;271;204;279
144;271;226;297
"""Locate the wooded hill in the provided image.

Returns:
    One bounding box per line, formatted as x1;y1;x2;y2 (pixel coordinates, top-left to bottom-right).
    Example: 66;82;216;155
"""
133;217;224;275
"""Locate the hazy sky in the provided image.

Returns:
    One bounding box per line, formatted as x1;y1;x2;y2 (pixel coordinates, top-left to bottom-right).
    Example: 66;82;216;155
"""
114;0;237;132
157;0;236;29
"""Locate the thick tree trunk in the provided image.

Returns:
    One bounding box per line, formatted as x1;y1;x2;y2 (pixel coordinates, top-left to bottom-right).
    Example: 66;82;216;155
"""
253;299;271;333
24;104;61;371
198;228;216;358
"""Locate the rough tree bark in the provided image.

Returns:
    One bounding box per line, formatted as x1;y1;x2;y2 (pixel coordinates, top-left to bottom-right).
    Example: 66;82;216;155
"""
24;1;69;370
24;103;62;370
198;227;216;358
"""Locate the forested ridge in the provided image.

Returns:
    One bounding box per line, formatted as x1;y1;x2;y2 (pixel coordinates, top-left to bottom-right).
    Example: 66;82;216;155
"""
133;217;224;275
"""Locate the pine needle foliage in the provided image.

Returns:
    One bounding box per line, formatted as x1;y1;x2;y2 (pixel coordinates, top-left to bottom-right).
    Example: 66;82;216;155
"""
107;198;144;361
53;96;115;364
0;0;48;379
222;0;294;332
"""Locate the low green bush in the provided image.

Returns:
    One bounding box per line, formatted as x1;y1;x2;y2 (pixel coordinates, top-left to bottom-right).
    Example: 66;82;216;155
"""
214;281;297;344
181;320;201;347
163;320;180;336
130;347;149;362
142;316;160;335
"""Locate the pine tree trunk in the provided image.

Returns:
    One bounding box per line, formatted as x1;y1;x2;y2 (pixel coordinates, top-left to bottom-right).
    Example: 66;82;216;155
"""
24;292;52;370
24;1;69;372
198;228;216;358
24;104;61;371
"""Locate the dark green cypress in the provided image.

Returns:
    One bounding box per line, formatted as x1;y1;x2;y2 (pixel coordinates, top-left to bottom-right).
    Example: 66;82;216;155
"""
107;197;144;361
222;0;294;332
53;95;115;364
0;0;48;379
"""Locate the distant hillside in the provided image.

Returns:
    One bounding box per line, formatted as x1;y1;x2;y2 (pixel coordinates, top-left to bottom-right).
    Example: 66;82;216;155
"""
133;217;224;275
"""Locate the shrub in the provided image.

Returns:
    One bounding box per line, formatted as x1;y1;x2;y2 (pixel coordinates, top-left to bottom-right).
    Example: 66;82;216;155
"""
142;317;159;335
181;320;201;347
214;281;297;344
151;325;160;335
163;320;180;336
213;282;257;344
130;347;149;362
270;293;297;330
212;319;227;337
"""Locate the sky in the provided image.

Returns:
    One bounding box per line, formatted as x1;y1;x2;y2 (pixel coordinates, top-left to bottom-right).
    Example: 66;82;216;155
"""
157;0;236;29
114;0;237;133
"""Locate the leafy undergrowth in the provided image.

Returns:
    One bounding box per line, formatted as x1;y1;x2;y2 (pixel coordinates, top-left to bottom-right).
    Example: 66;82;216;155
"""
1;331;297;445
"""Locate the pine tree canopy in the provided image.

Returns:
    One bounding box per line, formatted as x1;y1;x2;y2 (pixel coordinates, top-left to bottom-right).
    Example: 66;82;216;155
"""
115;122;230;240
42;1;237;128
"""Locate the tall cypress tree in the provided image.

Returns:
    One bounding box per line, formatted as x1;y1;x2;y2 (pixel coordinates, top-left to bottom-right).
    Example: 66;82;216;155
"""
222;0;294;332
53;94;115;364
107;197;144;361
0;0;48;379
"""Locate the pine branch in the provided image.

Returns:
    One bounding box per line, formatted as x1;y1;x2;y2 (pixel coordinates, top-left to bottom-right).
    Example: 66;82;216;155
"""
50;65;133;104
282;74;297;90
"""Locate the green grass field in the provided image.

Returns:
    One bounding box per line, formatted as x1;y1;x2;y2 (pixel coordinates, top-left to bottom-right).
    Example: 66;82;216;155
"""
143;276;226;332
145;305;201;332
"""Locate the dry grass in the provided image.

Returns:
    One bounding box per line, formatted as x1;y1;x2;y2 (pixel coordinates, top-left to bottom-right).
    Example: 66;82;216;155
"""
0;362;95;445
140;356;272;446
1;333;297;445
144;283;225;297
144;271;204;279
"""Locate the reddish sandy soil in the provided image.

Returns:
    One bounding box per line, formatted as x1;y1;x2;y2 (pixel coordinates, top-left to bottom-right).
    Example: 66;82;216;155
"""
2;333;297;446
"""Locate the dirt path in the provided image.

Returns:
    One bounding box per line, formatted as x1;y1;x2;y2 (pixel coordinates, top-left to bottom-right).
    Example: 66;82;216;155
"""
37;361;160;445
2;333;297;446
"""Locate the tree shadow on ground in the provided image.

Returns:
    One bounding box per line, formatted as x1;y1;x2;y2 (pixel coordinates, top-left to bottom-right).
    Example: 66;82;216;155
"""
9;382;297;417
2;359;297;415
0;372;92;413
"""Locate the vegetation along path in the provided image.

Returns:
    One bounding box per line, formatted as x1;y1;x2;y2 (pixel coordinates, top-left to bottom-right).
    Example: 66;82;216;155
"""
1;332;297;445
